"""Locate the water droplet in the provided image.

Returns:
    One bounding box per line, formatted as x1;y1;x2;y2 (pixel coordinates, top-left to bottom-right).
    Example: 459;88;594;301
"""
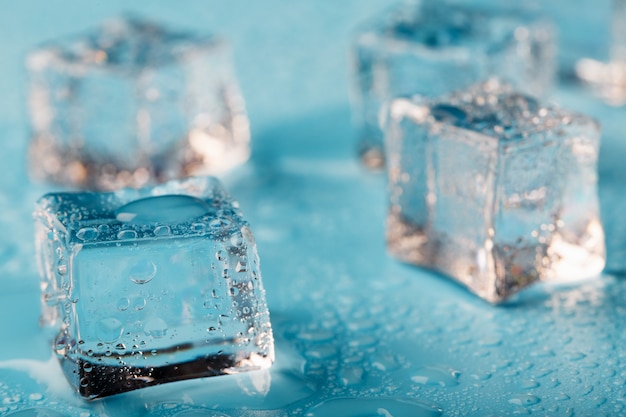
96;317;124;342
471;372;492;381
371;353;402;372
116;195;209;224
117;297;130;311
56;259;68;276
411;366;461;387
236;261;247;272
521;379;540;389
154;225;171;236
97;224;110;234
80;376;89;387
28;393;43;401
132;296;146;310
209;218;231;229
191;223;206;232
83;362;93;373
508;394;541;406
129;260;157;284
216;250;226;261
76;227;98;241
117;229;138;240
144;317;168;338
230;234;244;247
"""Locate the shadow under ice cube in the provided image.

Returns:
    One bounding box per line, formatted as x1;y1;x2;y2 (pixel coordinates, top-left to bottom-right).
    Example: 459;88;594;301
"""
27;16;250;190
34;177;274;399
385;80;605;303
350;1;555;169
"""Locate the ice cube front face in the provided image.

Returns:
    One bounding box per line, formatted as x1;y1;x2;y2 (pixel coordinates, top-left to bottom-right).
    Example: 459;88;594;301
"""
351;1;555;169
385;81;605;303
28;17;250;191
34;177;274;399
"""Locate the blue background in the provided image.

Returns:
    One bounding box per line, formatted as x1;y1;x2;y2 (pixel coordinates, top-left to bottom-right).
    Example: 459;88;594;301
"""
2;1;626;416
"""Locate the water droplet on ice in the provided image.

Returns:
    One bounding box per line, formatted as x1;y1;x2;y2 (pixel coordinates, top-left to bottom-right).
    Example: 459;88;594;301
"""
96;317;124;342
117;297;130;311
154;225;171;236
116;195;209;224
230;234;244;247
76;227;99;241
129;260;157;284
236;261;247;272
132;296;146;310
56;259;68;276
117;229;138;240
144;317;168;338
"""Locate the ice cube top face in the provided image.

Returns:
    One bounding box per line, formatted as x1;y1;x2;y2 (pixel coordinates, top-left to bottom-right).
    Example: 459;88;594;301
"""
385;81;605;303
28;16;250;191
351;0;555;169
34;177;274;399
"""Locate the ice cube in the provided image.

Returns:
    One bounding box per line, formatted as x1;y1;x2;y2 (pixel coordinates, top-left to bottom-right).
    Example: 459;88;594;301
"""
34;177;274;399
27;16;250;190
385;80;605;303
350;1;555;169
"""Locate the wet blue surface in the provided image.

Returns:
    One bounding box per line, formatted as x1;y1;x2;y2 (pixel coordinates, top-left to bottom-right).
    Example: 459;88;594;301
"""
2;1;626;416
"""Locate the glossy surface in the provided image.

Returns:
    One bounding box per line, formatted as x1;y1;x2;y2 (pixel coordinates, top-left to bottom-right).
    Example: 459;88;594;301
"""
2;1;626;416
385;81;605;302
33;178;273;399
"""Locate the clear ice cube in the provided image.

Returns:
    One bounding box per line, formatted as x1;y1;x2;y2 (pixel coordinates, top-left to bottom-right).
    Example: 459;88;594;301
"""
350;1;555;169
385;80;605;303
34;177;274;399
27;16;250;190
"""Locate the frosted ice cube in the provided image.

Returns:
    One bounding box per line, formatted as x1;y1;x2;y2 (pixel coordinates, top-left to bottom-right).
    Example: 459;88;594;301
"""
385;80;605;303
34;177;274;399
27;16;250;191
350;1;555;169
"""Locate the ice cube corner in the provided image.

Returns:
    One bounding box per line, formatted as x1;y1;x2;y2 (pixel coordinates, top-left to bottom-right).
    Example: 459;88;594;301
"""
385;80;605;303
34;176;274;399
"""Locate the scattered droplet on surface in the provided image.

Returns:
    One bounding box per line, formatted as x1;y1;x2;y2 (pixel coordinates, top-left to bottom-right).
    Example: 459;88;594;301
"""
305;397;442;417
508;394;541;406
411;366;461;387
